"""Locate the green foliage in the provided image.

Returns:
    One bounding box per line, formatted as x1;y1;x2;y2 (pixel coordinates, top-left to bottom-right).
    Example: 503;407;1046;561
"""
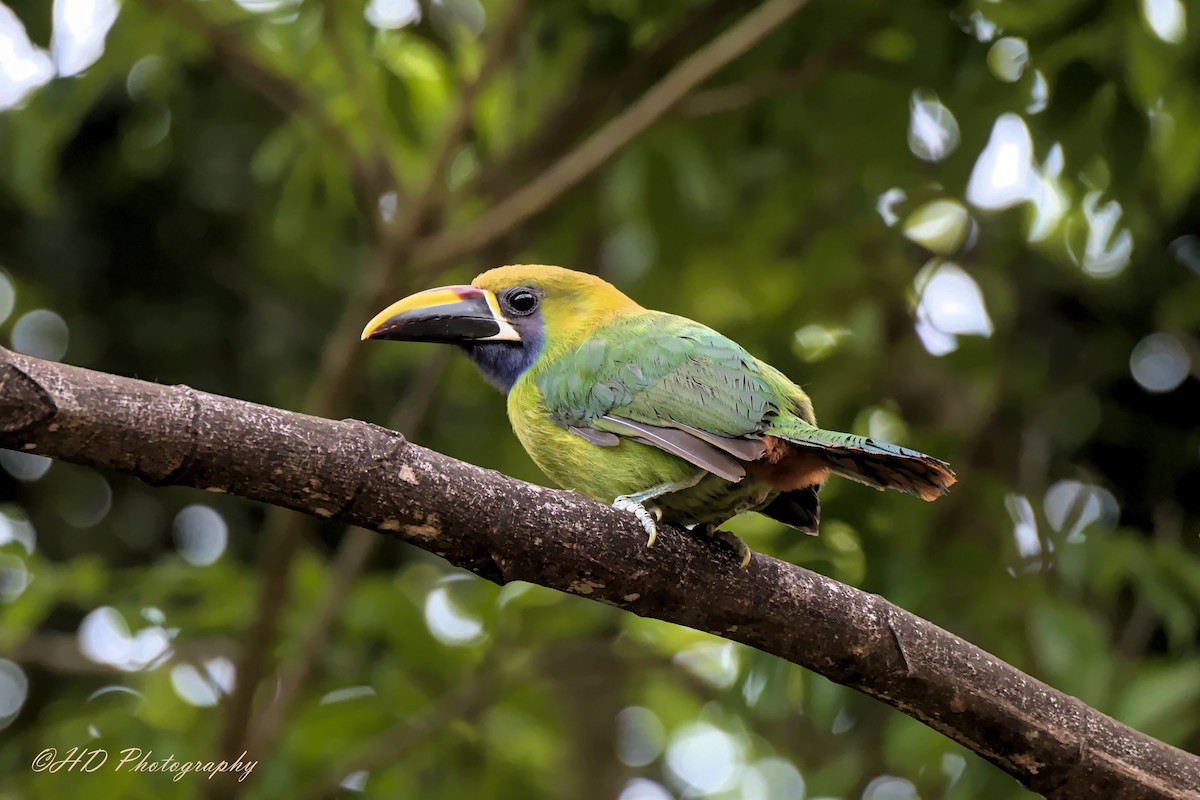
1;0;1199;798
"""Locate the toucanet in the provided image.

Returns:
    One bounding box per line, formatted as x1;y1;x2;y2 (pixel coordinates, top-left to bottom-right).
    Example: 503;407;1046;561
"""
361;265;955;567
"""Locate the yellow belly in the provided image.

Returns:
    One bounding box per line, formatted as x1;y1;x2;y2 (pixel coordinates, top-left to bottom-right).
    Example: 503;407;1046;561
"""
506;377;698;502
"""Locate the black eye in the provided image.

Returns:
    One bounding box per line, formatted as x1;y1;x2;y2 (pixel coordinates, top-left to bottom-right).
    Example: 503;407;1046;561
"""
505;288;539;316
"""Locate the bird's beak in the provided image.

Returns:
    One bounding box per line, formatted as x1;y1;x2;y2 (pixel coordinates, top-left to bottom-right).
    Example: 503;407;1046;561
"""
360;285;521;343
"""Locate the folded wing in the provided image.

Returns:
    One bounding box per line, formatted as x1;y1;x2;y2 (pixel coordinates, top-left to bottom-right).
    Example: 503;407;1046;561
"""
538;313;777;482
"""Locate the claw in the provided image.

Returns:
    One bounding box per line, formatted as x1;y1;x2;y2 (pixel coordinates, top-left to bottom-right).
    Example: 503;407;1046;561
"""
723;532;752;569
613;495;659;547
700;525;752;569
611;472;705;550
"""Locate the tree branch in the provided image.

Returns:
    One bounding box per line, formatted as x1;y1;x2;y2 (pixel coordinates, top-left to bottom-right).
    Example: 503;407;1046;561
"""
3;351;1199;799
410;0;813;270
462;0;749;203
11;633;236;676
677;41;857;117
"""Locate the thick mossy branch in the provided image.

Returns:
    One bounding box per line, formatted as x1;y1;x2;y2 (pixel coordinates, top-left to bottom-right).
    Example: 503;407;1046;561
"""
1;347;1197;800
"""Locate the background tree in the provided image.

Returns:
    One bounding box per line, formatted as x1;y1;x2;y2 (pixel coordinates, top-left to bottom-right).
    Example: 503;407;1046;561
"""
0;1;1198;799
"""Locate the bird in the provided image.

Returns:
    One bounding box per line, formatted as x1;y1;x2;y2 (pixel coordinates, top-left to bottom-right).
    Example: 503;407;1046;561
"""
361;265;955;567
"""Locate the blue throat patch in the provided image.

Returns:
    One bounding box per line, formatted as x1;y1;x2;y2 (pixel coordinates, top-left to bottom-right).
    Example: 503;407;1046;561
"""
458;320;544;393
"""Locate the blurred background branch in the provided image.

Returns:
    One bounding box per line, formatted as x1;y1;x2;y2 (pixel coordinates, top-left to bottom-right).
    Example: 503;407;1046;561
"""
203;2;531;794
410;0;813;270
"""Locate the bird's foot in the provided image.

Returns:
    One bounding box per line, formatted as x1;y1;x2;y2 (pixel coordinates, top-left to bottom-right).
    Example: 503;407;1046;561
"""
613;495;662;547
694;524;752;569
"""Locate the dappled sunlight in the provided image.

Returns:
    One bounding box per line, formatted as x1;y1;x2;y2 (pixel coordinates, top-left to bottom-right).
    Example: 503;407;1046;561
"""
617;778;673;800
966;114;1037;211
863;775;921;800
616;706;666;768
77;606;173;672
912;261;993;356
52;0;119;77
320;685;377;705
170;657;235;707
173;504;228;567
125;54;164;99
377;190;399;223
0;4;53;110
907;90;960;162
742;673;772;714
0;450;51;482
0;271;14;325
340;770;369;792
81;685;144;740
0;552;28;600
1006;493;1044;565
0;507;36;554
672;641;740;689
865;407;909;447
1027;144;1068;242
423;578;486;646
943;753;968;787
902;198;972;255
960;9;999;42
1142;0;1187;44
0;0;120;109
1071;191;1133;278
792;323;851;362
665;721;745;795
742;757;806;800
987;37;1029;83
1044;480;1118;542
233;0;297;13
86;683;144;703
898;24;1139;277
1027;69;1049;114
58;469;112;528
1129;332;1190;393
876;187;906;227
11;309;69;361
1169;235;1200;275
365;0;422;30
0;659;27;730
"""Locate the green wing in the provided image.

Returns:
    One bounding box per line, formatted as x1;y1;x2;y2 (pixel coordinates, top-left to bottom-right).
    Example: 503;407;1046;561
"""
536;312;779;481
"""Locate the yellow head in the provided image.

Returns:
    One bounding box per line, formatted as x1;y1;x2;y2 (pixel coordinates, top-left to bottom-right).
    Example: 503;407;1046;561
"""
362;265;642;391
472;264;640;354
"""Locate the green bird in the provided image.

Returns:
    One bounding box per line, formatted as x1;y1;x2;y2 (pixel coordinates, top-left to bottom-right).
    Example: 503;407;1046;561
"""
361;265;955;566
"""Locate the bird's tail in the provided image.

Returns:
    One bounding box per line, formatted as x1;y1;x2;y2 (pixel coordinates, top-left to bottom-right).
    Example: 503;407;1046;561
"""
768;417;956;501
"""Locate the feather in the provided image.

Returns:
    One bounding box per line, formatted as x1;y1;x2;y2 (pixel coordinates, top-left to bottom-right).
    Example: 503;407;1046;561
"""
598;416;745;482
667;421;767;462
760;485;821;534
568;426;620;446
768;419;956;501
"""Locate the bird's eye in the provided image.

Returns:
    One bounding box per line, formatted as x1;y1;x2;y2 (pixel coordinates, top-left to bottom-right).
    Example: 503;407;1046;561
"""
505;288;540;316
